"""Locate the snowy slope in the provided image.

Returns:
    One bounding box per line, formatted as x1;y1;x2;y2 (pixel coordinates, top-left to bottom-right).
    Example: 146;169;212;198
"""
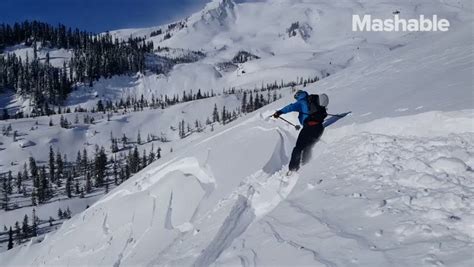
1;2;472;265
214;110;473;266
4;0;471;114
101;0;473;105
2;43;72;68
0;93;244;229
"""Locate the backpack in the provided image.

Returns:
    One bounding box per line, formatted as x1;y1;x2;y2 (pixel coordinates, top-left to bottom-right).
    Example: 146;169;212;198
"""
306;94;328;123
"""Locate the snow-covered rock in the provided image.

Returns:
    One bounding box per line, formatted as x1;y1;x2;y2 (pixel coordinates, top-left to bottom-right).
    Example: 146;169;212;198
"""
18;139;35;148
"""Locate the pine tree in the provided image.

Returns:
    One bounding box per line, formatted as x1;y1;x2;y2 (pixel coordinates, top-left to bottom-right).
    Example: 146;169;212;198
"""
65;207;71;219
14;221;21;243
129;146;140;173
112;157;118;185
49;146;55;182
16;171;22;193
75;180;80;195
110;132;119;153
94;147;107;187
29;156;38;182
85;172;92;193
212;104;220;122
22;163;28;181
195;120;200;132
178;119;185;139
97;100;104;112
241;91;247;113
125;163;131;179
65;175;72;198
1;176;9;210
38;166;49;203
137;130;142;145
82;148;88;175
32;209;38;237
31;188;37;206
56;152;64;186
148;145;156;164
248;93;254;112
59;115;66;128
7;171;13;194
142;150;147;169
221;105;227;125
7;227;13;250
119;167;125;184
57;208;63;219
121;134;128;147
22;214;29;239
76;150;81;169
254;94;260;110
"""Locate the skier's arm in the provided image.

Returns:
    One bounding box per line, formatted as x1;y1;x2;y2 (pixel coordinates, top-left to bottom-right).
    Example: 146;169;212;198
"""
279;102;301;114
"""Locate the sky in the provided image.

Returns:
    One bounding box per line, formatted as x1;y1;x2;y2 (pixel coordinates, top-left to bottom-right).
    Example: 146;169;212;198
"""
0;0;212;33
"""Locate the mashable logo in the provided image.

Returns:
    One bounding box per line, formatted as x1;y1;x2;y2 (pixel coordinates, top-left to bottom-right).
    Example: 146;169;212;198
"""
352;14;450;32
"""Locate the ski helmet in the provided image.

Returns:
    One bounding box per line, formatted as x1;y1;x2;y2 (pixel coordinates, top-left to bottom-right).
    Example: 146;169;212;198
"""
294;90;306;100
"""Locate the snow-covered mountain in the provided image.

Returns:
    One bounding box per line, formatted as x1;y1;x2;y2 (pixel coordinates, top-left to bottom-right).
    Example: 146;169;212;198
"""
99;0;474;108
1;0;473;266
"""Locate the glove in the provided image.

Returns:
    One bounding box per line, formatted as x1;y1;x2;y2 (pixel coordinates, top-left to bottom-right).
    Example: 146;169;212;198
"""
273;111;283;118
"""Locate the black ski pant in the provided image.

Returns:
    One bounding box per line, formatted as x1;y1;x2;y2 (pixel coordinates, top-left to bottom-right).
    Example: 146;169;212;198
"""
289;123;324;171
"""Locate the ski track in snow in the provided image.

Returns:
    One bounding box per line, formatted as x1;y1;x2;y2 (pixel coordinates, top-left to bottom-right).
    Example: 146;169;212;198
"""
193;195;256;267
263;220;337;267
284;200;381;252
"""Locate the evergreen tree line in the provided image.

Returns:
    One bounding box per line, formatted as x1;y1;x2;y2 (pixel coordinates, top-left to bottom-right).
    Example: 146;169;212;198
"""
240;89;281;114
1;71;318;121
0;141;162;248
1;20;93;50
0;20;154;113
94;88;215;114
0;207;71;250
0;138;161;212
221;74;321;96
0;87;215;121
178;89;283;140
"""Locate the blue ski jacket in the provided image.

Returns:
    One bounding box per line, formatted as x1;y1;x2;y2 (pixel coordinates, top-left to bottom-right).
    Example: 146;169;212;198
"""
278;91;310;126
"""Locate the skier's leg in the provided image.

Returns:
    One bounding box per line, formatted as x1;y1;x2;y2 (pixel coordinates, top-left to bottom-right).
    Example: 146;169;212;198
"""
301;125;324;165
288;148;302;171
289;127;310;171
301;147;313;165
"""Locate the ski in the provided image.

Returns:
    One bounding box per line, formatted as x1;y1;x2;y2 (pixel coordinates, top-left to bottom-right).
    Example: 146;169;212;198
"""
323;111;352;128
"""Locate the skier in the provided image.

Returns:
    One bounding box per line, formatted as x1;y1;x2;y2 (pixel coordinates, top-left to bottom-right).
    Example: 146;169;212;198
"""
273;90;327;173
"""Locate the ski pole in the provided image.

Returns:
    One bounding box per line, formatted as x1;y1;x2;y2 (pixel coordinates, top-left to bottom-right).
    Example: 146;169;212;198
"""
278;116;301;131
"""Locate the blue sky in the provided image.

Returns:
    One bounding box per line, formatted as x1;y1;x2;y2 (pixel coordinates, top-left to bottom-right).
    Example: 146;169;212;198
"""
0;0;211;33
